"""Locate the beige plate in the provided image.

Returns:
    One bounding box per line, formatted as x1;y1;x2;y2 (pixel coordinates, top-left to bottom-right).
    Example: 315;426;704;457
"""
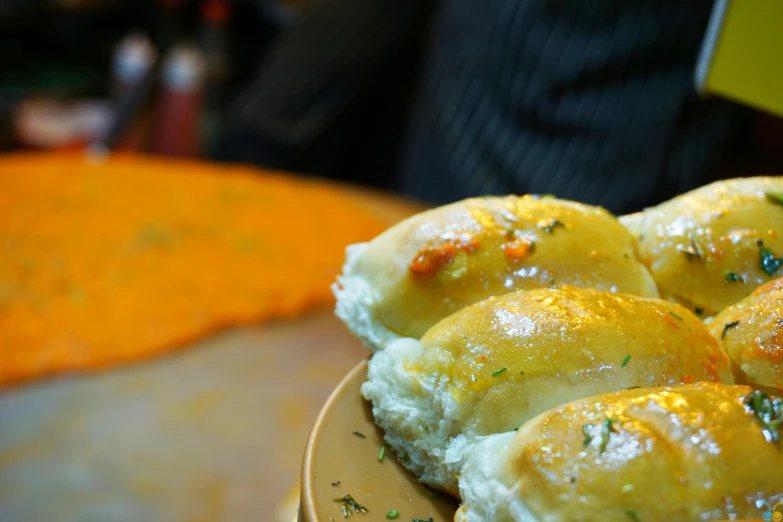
300;360;459;522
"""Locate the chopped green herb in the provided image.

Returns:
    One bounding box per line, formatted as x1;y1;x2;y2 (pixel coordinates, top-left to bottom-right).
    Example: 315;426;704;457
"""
778;318;783;326
766;192;783;206
491;367;508;377
721;320;740;339
582;424;593;448
668;311;683;321
549;278;558;289
600;417;619;453
385;510;400;519
514;427;519;431
378;447;386;462
334;494;368;517
412;519;434;522
506;228;516;239
694;307;704;315
568;477;577;484
621;355;631;368
626;510;640;521
725;271;741;283
741;389;783;444
331;481;341;486
758;240;783;276
537;218;565;233
622;386;641;390
681;237;703;262
519;370;525;375
352;431;366;439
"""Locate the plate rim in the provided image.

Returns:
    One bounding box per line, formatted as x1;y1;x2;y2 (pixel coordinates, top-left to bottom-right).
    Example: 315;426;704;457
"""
299;359;369;522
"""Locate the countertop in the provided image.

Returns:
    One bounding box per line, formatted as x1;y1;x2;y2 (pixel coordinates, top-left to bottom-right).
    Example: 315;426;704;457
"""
0;183;424;522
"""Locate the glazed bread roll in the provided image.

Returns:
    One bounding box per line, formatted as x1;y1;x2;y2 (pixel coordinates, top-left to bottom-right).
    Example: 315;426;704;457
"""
621;176;783;316
709;277;783;393
362;286;732;494
334;195;658;352
457;383;783;522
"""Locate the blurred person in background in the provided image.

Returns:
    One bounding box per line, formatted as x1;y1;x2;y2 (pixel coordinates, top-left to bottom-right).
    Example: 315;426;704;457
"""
217;0;752;214
215;0;433;190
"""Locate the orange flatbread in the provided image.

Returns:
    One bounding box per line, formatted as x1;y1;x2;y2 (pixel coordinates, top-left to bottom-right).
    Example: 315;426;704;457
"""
0;152;388;386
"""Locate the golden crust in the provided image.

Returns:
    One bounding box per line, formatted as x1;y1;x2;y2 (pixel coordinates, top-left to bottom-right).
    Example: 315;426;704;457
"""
411;286;732;435
709;277;783;393
502;383;782;521
621;176;783;316
753;277;783;297
351;195;658;340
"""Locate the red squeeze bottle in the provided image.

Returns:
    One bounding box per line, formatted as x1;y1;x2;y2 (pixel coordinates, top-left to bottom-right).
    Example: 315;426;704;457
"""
151;45;207;157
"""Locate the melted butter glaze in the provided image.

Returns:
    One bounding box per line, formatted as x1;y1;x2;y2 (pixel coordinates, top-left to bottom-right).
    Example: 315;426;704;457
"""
623;177;783;316
409;286;732;435
710;277;783;393
504;383;783;521
365;195;658;340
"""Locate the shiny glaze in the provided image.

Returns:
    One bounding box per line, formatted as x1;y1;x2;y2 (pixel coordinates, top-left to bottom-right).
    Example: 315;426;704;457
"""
359;195;658;339
754;277;783;296
709;277;783;393
503;383;782;521
409;286;731;435
621;177;783;316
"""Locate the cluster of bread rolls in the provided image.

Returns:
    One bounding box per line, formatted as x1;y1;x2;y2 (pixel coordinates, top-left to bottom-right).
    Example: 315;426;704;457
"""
333;178;783;521
457;383;782;522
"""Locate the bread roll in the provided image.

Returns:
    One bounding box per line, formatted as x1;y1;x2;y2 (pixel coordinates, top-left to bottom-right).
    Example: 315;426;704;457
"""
362;286;732;494
335;195;658;352
620;177;783;316
709;277;783;393
457;383;783;522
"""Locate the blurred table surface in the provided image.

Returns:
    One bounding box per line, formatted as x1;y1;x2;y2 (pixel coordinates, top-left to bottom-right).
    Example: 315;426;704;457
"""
0;182;425;522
